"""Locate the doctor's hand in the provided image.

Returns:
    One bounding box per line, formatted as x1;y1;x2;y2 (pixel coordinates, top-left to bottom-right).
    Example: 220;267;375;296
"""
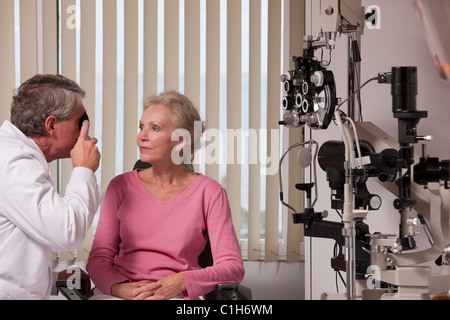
70;120;101;172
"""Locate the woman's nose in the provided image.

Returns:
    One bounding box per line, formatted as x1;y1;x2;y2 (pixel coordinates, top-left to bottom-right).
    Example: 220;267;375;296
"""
138;130;148;141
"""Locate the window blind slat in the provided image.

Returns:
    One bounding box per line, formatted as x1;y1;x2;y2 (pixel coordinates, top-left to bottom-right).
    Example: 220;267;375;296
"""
60;0;77;81
123;0;139;172
0;0;16;123
77;0;97;262
80;0;96;132
164;0;179;91
227;0;242;239
143;0;158;99
285;0;305;263
20;0;38;82
247;0;262;261
185;0;201;173
204;0;221;183
265;0;282;263
101;0;118;190
42;0;57;74
184;0;201;109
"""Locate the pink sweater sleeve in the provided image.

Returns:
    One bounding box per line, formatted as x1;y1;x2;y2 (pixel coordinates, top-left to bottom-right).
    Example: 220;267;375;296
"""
181;185;245;299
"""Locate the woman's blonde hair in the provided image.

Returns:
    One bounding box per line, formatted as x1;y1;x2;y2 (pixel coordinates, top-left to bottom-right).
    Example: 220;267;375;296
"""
143;91;205;163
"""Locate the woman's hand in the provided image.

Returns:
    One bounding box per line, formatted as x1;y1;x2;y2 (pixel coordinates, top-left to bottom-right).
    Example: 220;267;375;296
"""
146;273;187;300
110;273;186;300
110;282;163;300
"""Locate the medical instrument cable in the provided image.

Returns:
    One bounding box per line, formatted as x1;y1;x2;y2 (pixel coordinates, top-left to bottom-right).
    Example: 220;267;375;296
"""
336;76;378;112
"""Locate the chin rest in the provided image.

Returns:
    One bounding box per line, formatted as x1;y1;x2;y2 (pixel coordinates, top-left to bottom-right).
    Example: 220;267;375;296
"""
56;267;93;300
206;283;252;300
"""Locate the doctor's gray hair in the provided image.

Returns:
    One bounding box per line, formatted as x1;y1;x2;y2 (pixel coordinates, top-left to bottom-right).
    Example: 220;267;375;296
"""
11;74;85;137
143;91;205;162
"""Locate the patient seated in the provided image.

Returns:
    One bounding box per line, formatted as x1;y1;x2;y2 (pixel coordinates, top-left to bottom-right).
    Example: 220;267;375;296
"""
83;168;245;300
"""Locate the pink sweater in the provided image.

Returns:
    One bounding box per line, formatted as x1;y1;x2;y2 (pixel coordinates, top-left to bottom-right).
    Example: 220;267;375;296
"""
86;171;244;299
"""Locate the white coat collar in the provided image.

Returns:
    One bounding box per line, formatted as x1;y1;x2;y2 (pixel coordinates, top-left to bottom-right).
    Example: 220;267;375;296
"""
0;120;48;165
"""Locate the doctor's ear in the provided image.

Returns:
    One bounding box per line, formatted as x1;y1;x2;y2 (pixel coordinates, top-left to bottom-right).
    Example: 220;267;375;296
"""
44;116;57;136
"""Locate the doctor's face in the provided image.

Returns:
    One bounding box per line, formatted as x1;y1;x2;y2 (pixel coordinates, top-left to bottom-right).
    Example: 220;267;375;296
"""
137;104;179;165
52;105;87;159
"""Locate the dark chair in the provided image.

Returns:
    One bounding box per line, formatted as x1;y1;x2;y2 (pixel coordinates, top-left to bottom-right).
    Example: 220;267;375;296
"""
56;160;251;300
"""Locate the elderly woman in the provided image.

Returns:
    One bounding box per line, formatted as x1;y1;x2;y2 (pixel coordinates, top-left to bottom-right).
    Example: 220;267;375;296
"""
87;91;244;300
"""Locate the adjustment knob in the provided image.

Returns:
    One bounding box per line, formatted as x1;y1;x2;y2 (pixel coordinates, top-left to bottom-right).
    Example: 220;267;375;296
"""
368;194;382;210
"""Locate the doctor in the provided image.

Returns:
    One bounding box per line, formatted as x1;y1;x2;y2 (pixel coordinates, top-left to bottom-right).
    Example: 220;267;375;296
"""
0;74;103;300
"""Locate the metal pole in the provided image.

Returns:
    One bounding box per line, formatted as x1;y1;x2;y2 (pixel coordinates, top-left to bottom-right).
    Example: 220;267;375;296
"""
348;37;356;120
343;226;356;300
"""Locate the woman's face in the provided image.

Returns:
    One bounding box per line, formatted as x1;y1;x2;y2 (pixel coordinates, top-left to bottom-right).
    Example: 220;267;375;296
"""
137;104;179;165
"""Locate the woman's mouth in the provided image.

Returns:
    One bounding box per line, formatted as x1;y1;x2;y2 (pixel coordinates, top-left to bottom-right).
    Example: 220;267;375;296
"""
139;146;151;152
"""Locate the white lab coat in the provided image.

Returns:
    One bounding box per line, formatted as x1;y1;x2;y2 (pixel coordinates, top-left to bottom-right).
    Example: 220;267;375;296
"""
0;121;103;300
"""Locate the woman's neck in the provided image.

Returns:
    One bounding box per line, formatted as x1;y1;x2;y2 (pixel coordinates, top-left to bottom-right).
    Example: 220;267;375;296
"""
140;163;196;186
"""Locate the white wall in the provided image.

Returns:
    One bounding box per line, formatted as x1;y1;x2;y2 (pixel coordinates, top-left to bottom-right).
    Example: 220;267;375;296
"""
304;0;450;299
241;261;305;300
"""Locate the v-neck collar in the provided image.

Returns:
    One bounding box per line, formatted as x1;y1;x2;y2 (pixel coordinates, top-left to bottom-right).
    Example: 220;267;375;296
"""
133;169;204;205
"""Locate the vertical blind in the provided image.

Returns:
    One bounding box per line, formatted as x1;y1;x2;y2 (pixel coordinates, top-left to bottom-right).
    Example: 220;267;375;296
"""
0;0;305;263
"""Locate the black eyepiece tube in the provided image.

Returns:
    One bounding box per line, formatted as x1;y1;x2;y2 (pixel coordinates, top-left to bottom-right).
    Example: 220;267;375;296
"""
78;112;90;130
391;66;418;113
